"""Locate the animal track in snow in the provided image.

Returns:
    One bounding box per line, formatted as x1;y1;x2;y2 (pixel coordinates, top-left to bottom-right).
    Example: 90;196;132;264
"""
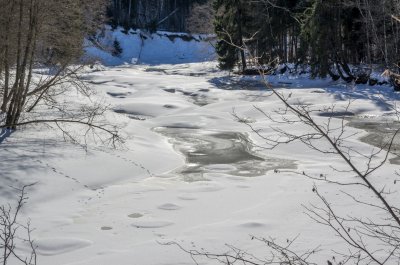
158;203;181;210
128;213;144;218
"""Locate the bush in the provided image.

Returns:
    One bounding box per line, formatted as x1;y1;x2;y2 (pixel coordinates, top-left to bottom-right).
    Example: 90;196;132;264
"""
112;39;123;57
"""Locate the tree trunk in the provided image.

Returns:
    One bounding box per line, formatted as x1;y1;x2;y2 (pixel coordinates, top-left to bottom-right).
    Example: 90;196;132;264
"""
236;1;246;72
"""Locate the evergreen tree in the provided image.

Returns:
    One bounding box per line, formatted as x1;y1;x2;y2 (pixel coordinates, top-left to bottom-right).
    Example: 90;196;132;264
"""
213;0;246;71
300;0;336;77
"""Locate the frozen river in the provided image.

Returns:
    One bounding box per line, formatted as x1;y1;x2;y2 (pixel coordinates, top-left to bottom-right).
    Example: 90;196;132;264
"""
2;62;400;265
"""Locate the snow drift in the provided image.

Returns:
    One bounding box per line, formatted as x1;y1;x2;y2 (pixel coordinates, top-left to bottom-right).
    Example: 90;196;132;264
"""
85;27;216;66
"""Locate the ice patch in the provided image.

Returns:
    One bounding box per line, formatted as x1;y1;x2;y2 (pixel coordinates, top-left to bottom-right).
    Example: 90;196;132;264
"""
155;127;296;181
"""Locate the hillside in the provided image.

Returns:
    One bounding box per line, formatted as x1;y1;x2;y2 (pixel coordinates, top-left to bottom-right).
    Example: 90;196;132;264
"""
85;27;216;65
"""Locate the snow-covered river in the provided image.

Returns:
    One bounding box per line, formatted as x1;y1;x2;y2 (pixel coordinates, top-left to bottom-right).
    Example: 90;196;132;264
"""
2;62;400;265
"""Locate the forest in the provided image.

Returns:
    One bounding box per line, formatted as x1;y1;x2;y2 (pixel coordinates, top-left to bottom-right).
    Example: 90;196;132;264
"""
108;0;208;32
213;0;400;80
109;0;400;82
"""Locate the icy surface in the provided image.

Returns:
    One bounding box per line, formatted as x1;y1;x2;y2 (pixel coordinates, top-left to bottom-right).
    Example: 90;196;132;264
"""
1;62;400;265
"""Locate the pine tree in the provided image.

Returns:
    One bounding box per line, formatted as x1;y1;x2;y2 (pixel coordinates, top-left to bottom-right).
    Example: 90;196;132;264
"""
213;0;246;71
299;0;337;77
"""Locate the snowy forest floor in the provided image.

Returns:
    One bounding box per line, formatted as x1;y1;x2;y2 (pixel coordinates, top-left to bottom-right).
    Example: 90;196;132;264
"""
1;62;400;265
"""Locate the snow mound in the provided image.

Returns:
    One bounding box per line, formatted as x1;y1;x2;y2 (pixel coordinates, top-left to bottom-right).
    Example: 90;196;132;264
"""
33;238;92;256
158;203;182;210
85;26;216;66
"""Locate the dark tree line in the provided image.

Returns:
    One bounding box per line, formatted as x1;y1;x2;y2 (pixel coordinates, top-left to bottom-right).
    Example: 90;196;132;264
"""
214;0;400;78
108;0;209;32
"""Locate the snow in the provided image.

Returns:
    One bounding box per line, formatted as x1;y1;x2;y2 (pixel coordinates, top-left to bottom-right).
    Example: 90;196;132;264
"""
1;59;400;264
85;27;216;66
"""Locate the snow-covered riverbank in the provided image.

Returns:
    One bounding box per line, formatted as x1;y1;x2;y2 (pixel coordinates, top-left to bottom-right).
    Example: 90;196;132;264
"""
1;62;400;265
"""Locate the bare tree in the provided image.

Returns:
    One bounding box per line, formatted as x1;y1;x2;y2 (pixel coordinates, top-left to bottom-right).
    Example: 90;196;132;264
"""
164;237;319;265
0;0;123;147
1;184;37;265
187;0;214;34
